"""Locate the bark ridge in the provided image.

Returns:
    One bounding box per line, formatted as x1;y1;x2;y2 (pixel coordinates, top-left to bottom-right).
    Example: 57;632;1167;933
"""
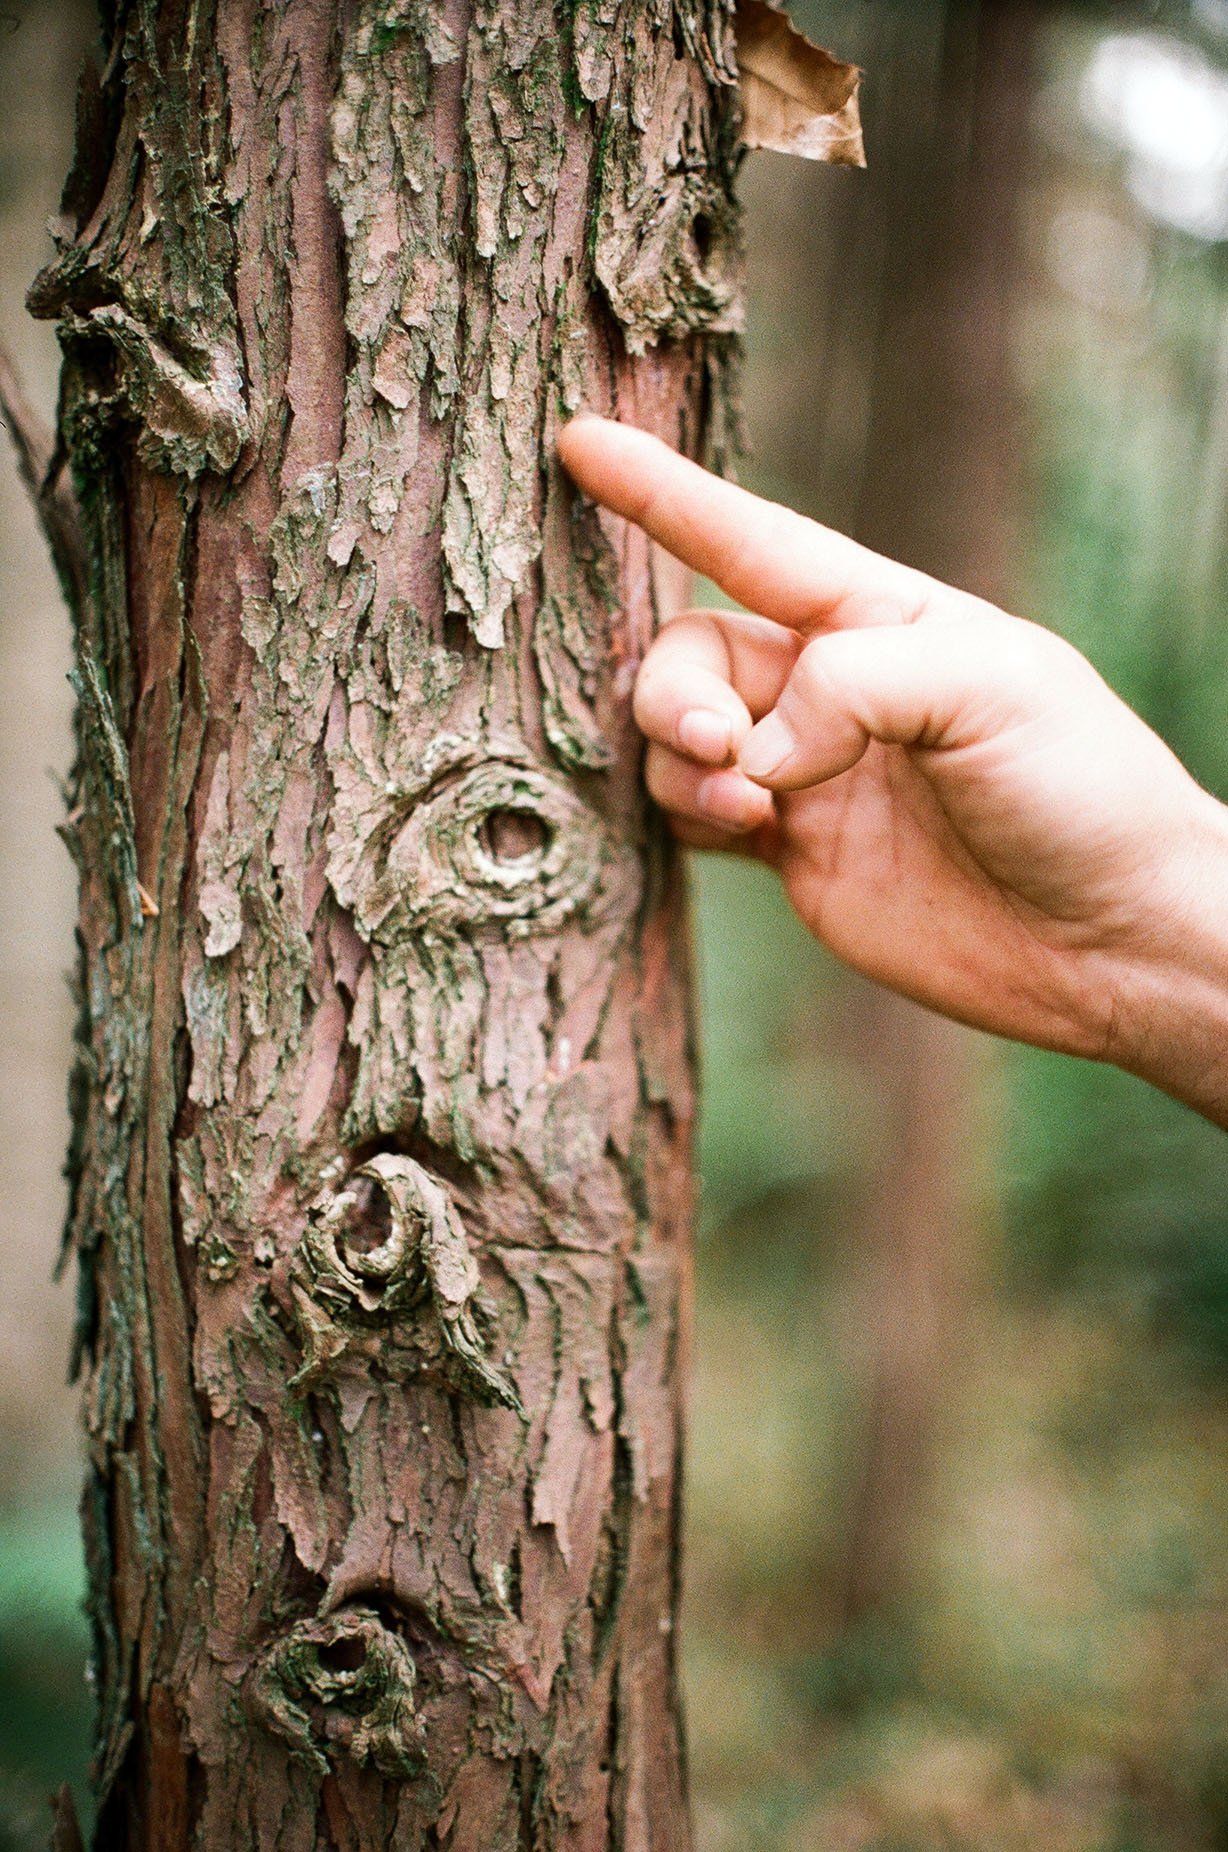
32;1;743;1845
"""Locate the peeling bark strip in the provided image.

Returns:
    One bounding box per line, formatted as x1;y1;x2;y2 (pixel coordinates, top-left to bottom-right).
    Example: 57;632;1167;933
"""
35;1;742;1845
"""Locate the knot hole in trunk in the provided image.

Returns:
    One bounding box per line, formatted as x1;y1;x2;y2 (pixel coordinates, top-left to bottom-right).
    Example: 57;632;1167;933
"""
479;806;551;868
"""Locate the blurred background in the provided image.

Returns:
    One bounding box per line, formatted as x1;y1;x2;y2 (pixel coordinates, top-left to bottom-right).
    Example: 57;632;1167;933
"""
3;1;1228;1847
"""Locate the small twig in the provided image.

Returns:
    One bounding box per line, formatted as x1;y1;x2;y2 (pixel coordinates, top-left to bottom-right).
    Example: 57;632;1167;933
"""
0;336;54;493
0;336;89;617
49;1782;86;1852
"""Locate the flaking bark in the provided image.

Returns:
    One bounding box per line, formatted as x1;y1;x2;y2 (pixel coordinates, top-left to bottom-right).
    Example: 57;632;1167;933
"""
30;2;743;1844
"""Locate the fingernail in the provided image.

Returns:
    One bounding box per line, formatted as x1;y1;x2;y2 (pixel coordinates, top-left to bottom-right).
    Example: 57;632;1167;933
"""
739;714;795;781
677;708;733;765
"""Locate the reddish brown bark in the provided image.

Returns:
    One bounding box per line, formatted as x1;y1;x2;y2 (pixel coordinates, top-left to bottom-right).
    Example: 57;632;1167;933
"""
27;2;743;1844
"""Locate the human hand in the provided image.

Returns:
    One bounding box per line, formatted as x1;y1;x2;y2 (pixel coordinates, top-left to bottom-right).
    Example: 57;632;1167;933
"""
558;415;1228;1124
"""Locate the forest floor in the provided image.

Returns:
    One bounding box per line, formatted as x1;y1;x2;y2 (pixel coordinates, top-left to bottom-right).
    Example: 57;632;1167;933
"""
686;1294;1228;1852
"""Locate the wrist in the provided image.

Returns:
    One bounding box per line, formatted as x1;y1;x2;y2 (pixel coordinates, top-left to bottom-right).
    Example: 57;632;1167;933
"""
1103;787;1228;1127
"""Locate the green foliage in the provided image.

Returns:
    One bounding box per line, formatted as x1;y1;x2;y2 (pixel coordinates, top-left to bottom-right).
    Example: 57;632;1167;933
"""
683;11;1228;1847
1003;104;1228;1365
0;1503;92;1851
692;854;849;1240
1002;1047;1228;1367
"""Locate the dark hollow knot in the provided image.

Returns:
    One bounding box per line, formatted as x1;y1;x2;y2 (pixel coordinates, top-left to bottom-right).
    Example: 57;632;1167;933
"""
332;1170;398;1269
317;1635;367;1673
479;806;551;867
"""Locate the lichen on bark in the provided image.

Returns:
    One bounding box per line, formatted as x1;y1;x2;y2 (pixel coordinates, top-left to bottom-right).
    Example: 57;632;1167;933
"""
34;0;743;1844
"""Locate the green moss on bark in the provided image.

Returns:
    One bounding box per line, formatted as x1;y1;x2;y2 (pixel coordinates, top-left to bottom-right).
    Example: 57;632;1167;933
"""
36;2;743;1844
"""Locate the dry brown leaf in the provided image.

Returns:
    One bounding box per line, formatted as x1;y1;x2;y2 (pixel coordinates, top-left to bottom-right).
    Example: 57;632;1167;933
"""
735;0;866;167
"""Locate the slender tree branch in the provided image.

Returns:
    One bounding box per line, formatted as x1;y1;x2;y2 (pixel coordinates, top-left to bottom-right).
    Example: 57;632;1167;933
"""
0;336;54;491
49;1784;85;1852
0;337;88;617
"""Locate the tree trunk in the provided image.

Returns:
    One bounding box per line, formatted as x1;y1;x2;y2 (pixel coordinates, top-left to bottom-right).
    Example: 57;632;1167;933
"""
740;0;1032;1633
30;3;742;1844
832;0;1034;1630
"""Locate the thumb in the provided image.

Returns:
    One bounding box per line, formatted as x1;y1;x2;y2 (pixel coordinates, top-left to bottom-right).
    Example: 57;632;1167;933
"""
737;617;1040;789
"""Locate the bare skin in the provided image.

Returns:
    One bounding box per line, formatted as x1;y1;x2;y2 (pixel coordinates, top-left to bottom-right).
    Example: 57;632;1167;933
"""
558;413;1228;1129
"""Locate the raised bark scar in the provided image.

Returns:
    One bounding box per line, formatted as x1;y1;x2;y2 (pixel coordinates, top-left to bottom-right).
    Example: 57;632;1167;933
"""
289;1152;523;1413
249;1604;426;1780
334;742;641;946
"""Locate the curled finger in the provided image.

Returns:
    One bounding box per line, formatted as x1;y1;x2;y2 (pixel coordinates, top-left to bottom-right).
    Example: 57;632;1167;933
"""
645;741;776;835
635;609;800;765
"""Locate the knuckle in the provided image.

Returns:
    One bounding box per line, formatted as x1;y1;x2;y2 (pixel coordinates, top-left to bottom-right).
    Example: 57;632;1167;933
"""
633;657;677;730
642;741;671;796
785;637;844;713
644;743;693;811
631;668;660;731
990;619;1069;702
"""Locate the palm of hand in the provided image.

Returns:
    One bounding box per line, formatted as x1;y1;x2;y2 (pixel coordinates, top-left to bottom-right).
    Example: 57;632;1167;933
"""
757;739;1101;1052
756;666;1198;1055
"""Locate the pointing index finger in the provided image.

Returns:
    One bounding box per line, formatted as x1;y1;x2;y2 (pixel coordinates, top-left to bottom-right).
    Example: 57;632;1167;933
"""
557;415;930;634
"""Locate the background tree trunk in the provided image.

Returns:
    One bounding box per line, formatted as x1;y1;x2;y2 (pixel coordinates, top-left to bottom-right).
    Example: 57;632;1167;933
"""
741;0;1033;1634
831;0;1034;1632
30;2;742;1844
